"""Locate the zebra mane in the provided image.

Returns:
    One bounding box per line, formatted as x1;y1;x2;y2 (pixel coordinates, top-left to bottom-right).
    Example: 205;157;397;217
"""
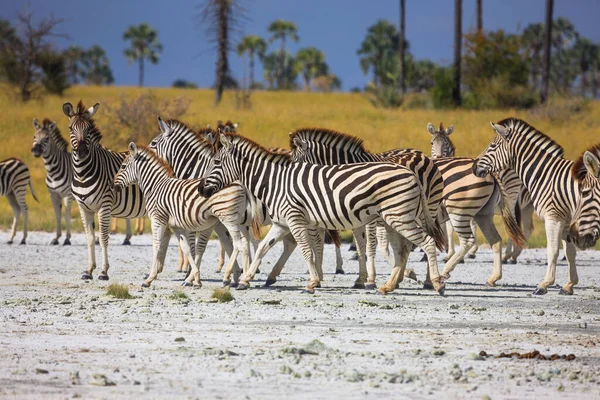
496;117;564;157
225;133;293;164
290;128;369;154
42;118;68;151
135;145;174;176
74;100;103;143
165;119;214;149
572;143;600;182
435;122;455;155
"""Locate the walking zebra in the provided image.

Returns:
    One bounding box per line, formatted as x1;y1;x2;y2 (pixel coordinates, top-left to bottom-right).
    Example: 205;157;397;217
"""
31;118;74;245
289;127;525;287
198;132;448;295
474;118;600;295
427;122;532;264
0;158;38;244
114;144;255;287
62;101;146;280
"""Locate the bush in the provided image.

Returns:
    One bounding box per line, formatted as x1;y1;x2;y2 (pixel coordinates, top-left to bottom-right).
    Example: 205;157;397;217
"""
462;75;538;110
365;82;403;108
211;287;234;303
431;68;454;109
106;283;132;299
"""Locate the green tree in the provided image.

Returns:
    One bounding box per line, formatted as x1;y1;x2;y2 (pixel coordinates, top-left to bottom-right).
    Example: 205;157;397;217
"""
294;47;327;91
123;23;162;87
236;35;267;88
62;45;84;84
268;19;299;89
357;20;398;87
540;0;553;104
172;79;198;89
407;58;437;91
263;50;297;90
573;38;598;96
83;45;113;85
36;49;69;95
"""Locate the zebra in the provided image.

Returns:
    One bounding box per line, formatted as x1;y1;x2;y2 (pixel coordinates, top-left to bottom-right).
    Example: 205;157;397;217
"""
62;101;146;280
114;143;255;287
288;127;525;287
31;118;74;245
427;122;533;264
0;158;38;244
197;132;448;295
473;118;600;295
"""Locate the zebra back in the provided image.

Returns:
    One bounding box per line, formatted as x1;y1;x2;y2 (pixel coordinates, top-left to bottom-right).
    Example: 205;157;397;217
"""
0;158;34;200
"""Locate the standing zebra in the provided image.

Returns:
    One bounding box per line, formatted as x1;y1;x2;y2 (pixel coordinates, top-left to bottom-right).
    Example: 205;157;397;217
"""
198;133;448;295
114;144;254;287
62;101;146;280
474;118;600;295
31;118;74;245
0;158;38;244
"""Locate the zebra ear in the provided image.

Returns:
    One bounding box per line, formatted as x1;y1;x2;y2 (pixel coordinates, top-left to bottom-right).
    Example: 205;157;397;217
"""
48;121;57;131
157;116;171;136
427;123;435;135
33;119;41;130
583;151;600;179
63;102;74;118
232;122;239;130
491;122;509;140
446;125;454;135
86;103;100;118
292;136;307;151
219;134;232;151
128;142;137;155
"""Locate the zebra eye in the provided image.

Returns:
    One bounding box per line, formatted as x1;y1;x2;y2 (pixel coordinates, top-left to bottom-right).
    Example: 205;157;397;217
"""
150;140;157;146
214;159;221;166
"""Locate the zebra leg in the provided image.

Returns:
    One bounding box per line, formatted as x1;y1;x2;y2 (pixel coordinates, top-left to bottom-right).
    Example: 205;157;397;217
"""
307;228;325;282
466;220;478;258
6;193;20;244
376;224;393;265
559;237;577;295
225;223;251;287
80;209;97;280
110;218;117;234
441;215;476;281
335;245;344;274
176;243;189;273
365;221;378;289
378;228;412;295
215;244;226;273
352;225;368;289
508;202;535;263
535;219;565;295
156;226;173;276
442;220;455;262
142;219;165;287
265;234;297;286
50;192;62;245
474;214;503;287
289;224;321;294
97;207;112;280
181;230;204;288
243;223;290;289
213;223;240;287
503;238;515;264
18;190;28;245
63;196;73;245
123;219;132;245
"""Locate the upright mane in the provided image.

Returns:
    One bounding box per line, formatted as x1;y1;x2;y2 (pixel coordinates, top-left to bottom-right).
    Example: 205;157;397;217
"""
136;145;174;176
290;128;369;154
166;119;215;147
436;122;455;155
496;117;564;157
572;143;600;182
42;118;68;151
227;133;293;164
74;100;103;143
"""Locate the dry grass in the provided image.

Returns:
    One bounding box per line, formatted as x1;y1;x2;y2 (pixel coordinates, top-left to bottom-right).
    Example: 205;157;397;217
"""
105;283;132;299
1;84;599;248
211;287;234;303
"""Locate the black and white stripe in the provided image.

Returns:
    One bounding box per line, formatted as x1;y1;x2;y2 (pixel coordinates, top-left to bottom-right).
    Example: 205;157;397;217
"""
0;158;38;244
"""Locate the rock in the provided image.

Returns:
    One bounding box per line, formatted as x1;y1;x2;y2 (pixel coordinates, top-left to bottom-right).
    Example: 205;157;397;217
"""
174;337;185;342
433;350;446;356
89;374;115;386
35;368;49;374
69;371;80;385
535;310;545;316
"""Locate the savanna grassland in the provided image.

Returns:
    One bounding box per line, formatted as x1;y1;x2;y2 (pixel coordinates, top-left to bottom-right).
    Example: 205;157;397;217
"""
1;85;599;248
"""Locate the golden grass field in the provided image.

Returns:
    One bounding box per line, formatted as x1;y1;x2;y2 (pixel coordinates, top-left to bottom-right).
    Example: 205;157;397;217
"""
1;84;599;248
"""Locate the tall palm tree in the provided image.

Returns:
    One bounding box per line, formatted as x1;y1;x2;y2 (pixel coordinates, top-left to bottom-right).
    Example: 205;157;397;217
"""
123;23;162;87
236;35;267;88
453;0;462;106
540;0;553;104
574;38;598;96
83;45;114;85
357;20;399;87
476;0;483;34
398;0;406;93
295;47;327;91
268;19;299;89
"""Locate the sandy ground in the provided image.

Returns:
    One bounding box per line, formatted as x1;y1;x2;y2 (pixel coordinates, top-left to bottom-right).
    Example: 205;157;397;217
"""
0;231;599;400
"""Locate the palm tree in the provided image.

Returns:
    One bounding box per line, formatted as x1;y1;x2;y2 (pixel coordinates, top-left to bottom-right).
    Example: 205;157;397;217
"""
295;47;327;91
357;20;399;87
398;0;406;94
476;0;483;34
452;0;462;106
123;23;162;87
540;0;553;104
268;19;299;89
236;35;267;88
83;45;114;85
574;38;598;96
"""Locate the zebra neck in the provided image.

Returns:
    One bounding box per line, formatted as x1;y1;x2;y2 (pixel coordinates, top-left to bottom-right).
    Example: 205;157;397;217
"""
136;162;171;198
239;152;286;204
513;147;574;194
42;142;69;171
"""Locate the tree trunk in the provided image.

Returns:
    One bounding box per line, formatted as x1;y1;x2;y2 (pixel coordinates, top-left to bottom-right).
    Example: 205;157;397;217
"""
452;0;462;106
138;57;144;87
399;0;406;94
214;0;230;105
476;0;483;34
540;0;553;104
278;37;286;89
249;51;255;89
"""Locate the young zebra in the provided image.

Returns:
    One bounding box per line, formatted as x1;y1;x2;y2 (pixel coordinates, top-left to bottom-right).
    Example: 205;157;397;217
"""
474;118;600;295
427;122;532;264
114;144;254;287
62;101;146;280
31;118;74;245
198;133;448;295
0;158;38;244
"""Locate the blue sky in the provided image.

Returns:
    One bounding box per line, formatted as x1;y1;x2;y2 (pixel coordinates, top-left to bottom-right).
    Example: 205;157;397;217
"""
1;0;599;91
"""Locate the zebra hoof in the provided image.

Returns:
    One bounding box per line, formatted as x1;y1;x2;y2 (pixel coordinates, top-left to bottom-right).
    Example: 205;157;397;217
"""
558;288;573;295
350;253;359;261
533;287;548;296
509;259;517;264
423;282;434;290
98;274;109;281
181;281;193;287
51;239;59;245
301;288;315;294
256;268;260;274
20;239;26;245
141;282;150;288
458;259;465;264
264;278;277;287
7;240;13;245
63;238;71;245
222;280;230;287
348;243;357;251
122;239;131;246
94;239;100;245
230;282;239;288
236;283;248;291
405;269;418;281
419;254;427;262
484;281;496;287
81;273;93;280
376;290;387;296
352;282;366;289
335;269;345;275
437;285;446;296
365;283;377;290
466;254;476;259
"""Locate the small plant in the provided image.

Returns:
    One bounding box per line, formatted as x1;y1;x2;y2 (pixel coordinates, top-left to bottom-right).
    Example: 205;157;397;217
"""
106;283;132;299
169;290;189;301
211;287;234;303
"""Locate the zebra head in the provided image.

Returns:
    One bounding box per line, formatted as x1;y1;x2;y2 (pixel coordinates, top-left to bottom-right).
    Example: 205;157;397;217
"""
571;147;600;250
289;134;310;162
473;121;513;178
148;116;173;162
62;101;100;159
197;134;238;198
31;118;56;158
114;142;140;192
427;122;454;158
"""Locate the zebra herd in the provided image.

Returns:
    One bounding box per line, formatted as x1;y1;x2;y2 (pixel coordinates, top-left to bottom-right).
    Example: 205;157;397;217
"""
1;100;599;297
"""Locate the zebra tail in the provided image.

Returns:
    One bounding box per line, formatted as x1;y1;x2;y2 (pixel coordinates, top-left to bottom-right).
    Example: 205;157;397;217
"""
248;192;262;241
491;172;527;249
418;184;447;252
327;230;342;248
29;180;39;203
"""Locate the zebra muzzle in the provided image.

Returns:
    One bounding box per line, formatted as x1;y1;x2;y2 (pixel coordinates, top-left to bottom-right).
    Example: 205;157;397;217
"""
472;160;488;178
197;178;216;198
